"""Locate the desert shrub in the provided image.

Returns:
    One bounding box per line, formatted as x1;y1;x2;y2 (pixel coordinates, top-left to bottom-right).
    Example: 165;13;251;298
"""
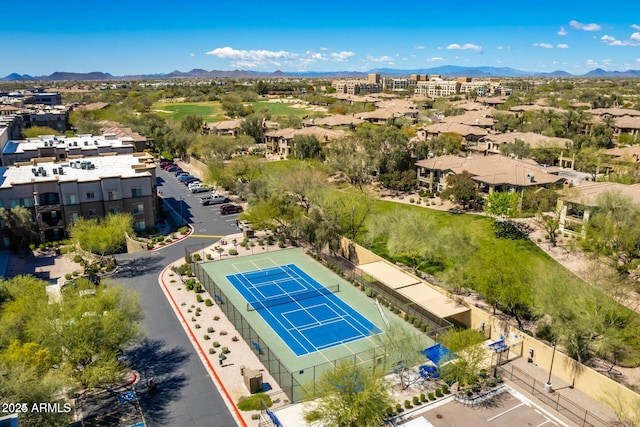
205;299;213;306
213;341;220;348
413;396;420;405
207;327;214;333
222;347;230;354
428;392;435;401
404;399;411;409
237;393;272;411
441;384;449;394
229;249;238;256
204;334;210;340
435;389;443;397
196;294;203;303
420;393;426;402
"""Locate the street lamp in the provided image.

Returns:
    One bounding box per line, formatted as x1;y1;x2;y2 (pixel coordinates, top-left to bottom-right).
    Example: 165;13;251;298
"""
545;341;557;393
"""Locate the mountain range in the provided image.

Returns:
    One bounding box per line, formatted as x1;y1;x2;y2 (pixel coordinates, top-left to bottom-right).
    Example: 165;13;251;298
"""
2;66;640;81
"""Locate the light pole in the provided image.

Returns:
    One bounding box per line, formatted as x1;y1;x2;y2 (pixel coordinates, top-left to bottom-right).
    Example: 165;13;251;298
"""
545;341;557;393
179;196;184;226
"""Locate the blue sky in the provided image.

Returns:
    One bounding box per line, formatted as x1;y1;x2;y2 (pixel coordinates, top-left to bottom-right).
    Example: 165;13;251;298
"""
2;0;640;76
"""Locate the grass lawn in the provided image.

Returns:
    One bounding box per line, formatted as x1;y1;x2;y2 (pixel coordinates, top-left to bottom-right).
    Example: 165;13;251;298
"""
360;200;640;366
251;99;320;117
151;101;225;122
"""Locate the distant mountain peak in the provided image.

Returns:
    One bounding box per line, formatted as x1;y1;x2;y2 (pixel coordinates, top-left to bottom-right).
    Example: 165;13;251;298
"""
2;66;640;81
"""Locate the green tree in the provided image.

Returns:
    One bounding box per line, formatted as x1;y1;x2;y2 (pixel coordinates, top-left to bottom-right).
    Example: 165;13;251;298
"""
466;241;533;328
319;190;375;241
441;171;479;209
240;114;266;142
180;114;204;133
21;126;60;138
500;138;532;159
291;134;321;160
581;190;640;274
221;94;246;118
0;206;39;249
373;322;426;390
438;329;487;389
303;361;392;427
69;213;134;260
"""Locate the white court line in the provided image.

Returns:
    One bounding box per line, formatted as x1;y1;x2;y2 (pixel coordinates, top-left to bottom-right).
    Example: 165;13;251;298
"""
487;402;525;421
534;419;553;427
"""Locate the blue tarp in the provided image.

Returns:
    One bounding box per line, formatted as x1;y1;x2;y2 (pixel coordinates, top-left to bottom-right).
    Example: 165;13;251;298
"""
421;343;457;366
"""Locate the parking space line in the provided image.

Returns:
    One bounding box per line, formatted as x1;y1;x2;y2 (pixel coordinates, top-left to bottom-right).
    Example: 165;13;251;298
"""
487;402;525;421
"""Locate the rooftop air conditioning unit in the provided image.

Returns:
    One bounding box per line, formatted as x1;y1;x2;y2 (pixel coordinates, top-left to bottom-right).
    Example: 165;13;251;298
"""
527;173;535;183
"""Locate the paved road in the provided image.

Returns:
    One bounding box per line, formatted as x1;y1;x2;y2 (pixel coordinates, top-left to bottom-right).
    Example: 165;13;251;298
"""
113;167;245;427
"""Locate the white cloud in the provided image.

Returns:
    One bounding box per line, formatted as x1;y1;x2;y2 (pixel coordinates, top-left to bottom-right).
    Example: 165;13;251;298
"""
601;33;640;46
496;46;504;50
205;46;297;62
447;43;483;53
570;20;602;31
556;44;569;49
415;45;425;50
636;58;640;63
585;59;598;67
366;55;394;62
330;51;355;61
204;46;357;68
190;53;196;57
632;24;640;30
532;43;554;49
428;57;445;62
557;26;567;36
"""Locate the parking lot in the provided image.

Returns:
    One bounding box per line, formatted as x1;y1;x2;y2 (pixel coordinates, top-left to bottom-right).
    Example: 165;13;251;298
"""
401;388;566;427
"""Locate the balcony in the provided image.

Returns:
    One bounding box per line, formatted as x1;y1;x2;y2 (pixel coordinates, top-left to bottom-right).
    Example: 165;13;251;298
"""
39;217;65;228
35;203;62;212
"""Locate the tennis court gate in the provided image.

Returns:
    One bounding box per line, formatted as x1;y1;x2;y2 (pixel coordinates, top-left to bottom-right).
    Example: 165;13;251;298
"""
190;259;433;403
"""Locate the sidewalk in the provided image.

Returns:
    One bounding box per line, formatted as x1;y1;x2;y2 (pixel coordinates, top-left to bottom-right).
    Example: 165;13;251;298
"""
501;357;619;425
158;232;291;427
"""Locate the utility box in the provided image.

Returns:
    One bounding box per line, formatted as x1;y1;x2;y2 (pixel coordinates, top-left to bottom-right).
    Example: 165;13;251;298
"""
243;228;255;238
240;365;263;394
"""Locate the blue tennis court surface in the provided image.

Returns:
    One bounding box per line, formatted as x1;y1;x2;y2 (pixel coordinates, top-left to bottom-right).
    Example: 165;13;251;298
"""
226;263;382;356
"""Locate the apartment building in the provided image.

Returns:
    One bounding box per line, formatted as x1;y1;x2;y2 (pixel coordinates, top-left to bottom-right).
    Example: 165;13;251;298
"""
416;154;564;194
415;79;461;97
2;134;138;166
0;153;157;246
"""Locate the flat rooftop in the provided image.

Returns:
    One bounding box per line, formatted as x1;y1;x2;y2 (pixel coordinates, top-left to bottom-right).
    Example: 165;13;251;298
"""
3;134;135;155
0;153;153;188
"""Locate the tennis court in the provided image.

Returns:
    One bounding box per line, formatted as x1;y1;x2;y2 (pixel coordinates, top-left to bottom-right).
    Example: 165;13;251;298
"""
226;263;382;356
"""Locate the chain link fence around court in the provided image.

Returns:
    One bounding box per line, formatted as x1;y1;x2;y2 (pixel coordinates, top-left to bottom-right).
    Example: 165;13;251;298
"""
190;257;433;403
497;364;615;427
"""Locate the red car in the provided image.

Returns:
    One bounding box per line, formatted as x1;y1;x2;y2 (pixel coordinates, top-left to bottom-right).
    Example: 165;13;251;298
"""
220;204;243;215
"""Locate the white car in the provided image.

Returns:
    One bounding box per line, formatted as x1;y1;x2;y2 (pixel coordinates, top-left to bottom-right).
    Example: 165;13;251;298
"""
199;194;230;206
238;220;252;230
187;181;202;189
189;183;210;193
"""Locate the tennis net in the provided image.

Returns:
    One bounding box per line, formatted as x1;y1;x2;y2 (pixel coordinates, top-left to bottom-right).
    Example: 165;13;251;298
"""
247;284;340;311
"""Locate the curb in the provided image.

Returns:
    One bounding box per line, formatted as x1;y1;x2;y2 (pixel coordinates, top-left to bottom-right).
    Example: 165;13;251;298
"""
158;262;249;427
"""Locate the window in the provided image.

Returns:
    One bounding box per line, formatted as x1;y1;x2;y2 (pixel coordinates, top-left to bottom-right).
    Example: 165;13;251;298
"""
86;191;95;200
132;203;144;215
68;212;78;223
134;220;146;231
131;188;143;197
10;198;35;208
108;190;118;201
65;194;77;205
88;208;97;217
109;207;120;214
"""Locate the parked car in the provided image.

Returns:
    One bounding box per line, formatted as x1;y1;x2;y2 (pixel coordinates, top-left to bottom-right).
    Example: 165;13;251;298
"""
238;220;252;230
190;185;209;194
178;174;195;182
182;177;200;185
220;203;243;215
199;194;229;206
166;165;180;172
175;170;188;177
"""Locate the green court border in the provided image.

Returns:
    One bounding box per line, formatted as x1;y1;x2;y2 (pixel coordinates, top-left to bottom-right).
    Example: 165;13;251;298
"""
198;248;430;374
